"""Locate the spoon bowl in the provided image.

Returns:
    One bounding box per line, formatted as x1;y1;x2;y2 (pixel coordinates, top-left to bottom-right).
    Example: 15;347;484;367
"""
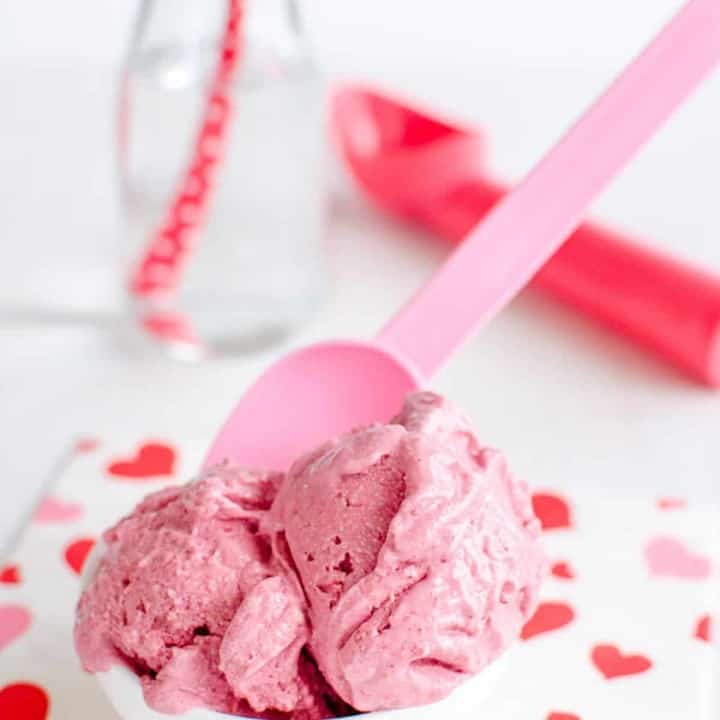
332;85;486;217
204;340;422;470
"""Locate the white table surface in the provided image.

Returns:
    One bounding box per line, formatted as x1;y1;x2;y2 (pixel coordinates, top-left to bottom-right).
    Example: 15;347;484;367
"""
2;53;720;555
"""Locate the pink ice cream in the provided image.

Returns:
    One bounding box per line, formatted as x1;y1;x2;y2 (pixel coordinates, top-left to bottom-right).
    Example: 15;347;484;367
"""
74;464;342;719
271;392;546;712
75;391;545;718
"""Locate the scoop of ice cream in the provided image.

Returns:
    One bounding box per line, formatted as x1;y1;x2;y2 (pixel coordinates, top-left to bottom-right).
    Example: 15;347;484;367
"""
271;391;546;712
76;391;544;718
74;464;336;718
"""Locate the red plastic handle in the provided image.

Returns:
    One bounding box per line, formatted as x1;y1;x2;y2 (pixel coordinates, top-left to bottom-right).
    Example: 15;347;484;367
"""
431;178;720;386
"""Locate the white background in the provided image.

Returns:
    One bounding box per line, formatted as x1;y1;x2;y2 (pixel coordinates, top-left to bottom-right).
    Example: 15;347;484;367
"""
1;0;719;553
0;1;687;68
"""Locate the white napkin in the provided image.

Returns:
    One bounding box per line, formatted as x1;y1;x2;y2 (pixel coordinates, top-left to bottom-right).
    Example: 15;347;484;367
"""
1;436;717;719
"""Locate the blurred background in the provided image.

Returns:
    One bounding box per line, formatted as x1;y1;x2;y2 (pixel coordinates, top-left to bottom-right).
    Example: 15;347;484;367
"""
2;0;719;551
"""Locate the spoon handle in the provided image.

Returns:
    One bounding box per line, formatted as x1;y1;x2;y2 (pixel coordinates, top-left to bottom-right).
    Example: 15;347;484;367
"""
377;0;720;379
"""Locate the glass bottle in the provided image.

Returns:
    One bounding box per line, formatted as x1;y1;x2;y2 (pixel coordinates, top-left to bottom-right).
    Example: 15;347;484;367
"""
120;0;326;357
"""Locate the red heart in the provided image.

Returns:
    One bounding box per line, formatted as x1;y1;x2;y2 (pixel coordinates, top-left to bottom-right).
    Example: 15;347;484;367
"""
695;614;712;643
591;644;652;679
107;442;176;479
0;683;49;720
532;493;572;530
551;561;575;580
547;714;581;720
521;602;575;640
64;538;96;575
0;564;20;584
657;497;686;510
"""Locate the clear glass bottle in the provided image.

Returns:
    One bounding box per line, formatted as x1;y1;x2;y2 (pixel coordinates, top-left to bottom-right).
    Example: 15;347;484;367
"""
121;0;326;357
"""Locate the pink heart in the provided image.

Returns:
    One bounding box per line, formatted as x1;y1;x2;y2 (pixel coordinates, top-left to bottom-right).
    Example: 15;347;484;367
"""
0;605;32;650
74;437;100;453
33;497;83;524
645;536;712;580
657;497;686;511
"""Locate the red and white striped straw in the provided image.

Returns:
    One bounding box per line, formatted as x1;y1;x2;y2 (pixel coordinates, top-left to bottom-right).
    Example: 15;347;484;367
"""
130;0;244;299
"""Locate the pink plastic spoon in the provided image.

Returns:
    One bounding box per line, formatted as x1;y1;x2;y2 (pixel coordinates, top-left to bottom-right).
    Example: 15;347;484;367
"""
205;0;720;471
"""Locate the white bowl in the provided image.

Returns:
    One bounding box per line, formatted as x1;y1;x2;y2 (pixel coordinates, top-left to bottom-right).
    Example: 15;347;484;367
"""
81;545;508;720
